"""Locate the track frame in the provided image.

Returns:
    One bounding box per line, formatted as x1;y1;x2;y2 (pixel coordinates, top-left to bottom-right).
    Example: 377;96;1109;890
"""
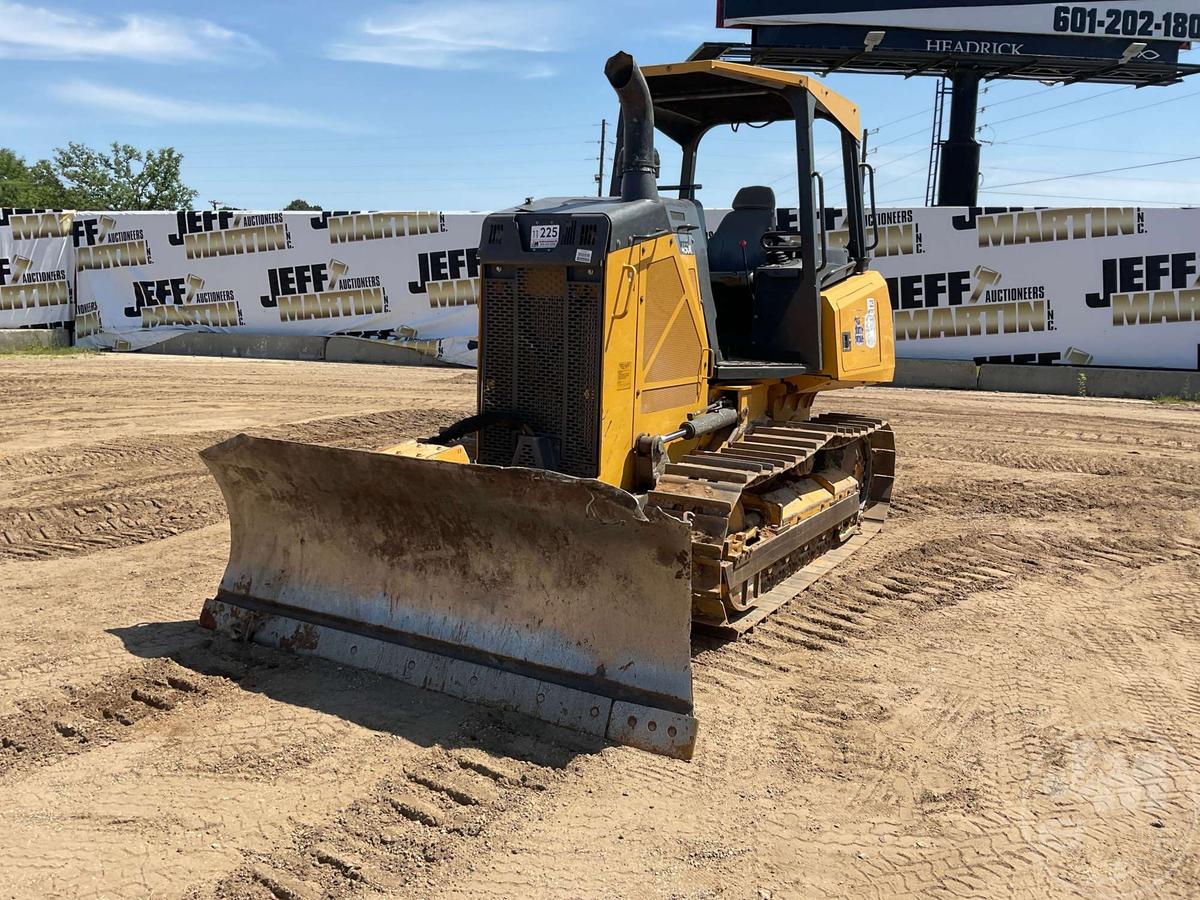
649;413;896;635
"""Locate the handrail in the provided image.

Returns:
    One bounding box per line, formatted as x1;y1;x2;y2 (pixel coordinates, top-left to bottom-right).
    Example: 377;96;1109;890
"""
812;172;828;273
860;161;880;254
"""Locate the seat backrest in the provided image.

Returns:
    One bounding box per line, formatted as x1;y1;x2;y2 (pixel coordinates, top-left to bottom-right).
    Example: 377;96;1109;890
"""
707;186;777;275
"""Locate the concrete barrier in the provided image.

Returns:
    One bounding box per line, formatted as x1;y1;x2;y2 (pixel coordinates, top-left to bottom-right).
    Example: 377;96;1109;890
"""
890;358;979;390
1076;367;1198;401
979;364;1199;400
324;336;462;368
123;334;1198;401
977;364;1083;397
0;328;72;351
882;358;1198;400
137;333;328;362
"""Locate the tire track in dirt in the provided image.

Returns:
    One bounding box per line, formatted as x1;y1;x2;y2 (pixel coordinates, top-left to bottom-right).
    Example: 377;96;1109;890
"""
0;524;226;719
0;624;202;719
955;421;1200;452
889;422;1200;456
825;394;1200;486
887;475;1165;521
0;409;459;563
695;523;1200;673
0;640;338;786
0;657;221;780
4;359;1199;898
429;509;1200;899
883;423;1200;486
0;635;585;900
669;510;1200;898
826;552;1200;898
162;641;589;900
202;739;569;900
915;441;1150;477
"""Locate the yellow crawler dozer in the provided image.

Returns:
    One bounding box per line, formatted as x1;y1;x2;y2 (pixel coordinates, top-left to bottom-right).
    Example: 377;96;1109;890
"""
200;53;896;760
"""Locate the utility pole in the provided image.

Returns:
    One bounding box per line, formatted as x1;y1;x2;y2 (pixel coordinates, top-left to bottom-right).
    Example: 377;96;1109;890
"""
594;119;608;197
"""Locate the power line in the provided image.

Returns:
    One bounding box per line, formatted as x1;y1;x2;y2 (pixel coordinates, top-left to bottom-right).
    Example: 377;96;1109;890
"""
980;85;1128;129
984;163;1200;187
882;161;944;188
876;146;931;169
872;81;1155;163
184;138;602;159
765;146;842;188
981;188;1195;205
997;88;1200;142
1010;141;1195;157
978;81;1071;113
877;186;1185;205
870;124;933;152
871;106;934;131
982;153;1200;190
870;81;1102;160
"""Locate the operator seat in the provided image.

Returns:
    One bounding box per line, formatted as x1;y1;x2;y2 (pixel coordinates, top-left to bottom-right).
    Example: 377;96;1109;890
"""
707;186;777;284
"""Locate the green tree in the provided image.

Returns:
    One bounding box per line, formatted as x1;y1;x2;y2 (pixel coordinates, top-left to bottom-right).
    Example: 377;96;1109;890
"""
284;198;321;211
0;149;68;208
52;142;197;210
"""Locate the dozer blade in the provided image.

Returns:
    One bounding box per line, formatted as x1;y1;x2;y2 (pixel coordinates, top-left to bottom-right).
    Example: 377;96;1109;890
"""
198;435;698;759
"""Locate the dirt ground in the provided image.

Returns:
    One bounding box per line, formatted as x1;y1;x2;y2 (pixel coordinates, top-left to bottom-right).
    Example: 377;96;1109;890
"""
2;353;1198;900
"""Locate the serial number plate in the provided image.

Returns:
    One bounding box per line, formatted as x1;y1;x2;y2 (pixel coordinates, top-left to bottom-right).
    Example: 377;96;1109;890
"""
530;224;560;250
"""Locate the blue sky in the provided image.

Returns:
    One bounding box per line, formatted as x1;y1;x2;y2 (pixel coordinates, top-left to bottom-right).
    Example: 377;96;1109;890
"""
1;0;1197;211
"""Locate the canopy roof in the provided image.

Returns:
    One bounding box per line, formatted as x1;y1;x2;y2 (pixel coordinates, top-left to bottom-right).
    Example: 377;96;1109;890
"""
640;60;861;144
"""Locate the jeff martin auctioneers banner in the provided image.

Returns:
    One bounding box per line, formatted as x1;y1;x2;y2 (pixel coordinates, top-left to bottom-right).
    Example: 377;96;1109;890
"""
72;209;483;366
2;204;1197;371
0;209;74;329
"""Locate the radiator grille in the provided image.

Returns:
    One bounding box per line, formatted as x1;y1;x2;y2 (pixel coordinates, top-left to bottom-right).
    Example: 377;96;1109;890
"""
479;266;603;478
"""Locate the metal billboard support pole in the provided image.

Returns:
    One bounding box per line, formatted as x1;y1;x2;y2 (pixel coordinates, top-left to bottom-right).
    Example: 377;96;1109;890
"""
937;69;982;207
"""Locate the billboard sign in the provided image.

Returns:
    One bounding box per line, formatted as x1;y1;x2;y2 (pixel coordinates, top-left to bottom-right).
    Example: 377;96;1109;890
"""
719;2;1200;42
751;23;1180;62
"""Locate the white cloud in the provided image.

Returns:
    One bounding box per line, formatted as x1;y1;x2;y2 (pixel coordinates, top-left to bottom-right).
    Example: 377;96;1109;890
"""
522;64;558;80
0;112;36;128
53;81;352;131
654;23;726;44
328;0;572;71
0;2;263;63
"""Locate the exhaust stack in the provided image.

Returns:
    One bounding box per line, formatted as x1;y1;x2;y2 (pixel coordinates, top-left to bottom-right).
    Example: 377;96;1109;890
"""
605;51;659;203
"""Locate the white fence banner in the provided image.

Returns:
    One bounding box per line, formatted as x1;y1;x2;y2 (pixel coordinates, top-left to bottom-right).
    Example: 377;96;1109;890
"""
69;205;1200;371
852;205;1199;370
0;209;75;329
75;210;485;366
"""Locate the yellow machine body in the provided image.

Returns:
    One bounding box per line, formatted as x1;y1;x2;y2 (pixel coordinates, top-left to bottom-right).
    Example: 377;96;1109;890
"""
596;236;894;490
198;52;899;763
